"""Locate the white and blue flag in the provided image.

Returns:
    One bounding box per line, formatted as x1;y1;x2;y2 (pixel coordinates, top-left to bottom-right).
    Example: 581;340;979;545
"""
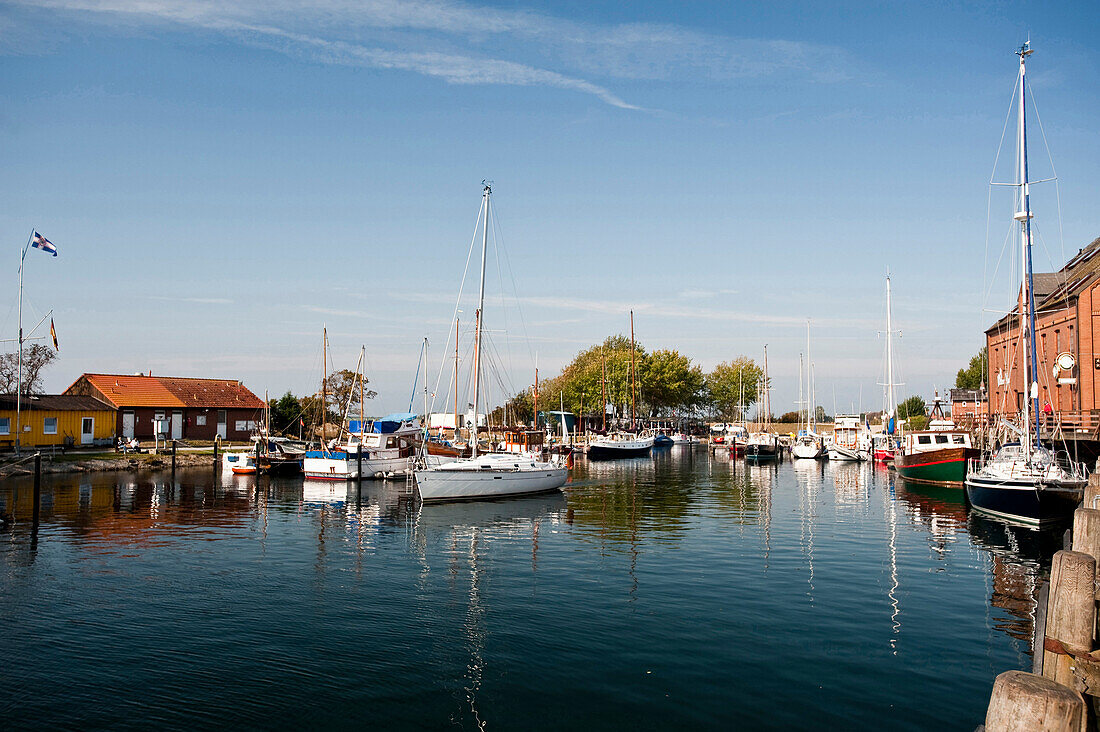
32;231;57;257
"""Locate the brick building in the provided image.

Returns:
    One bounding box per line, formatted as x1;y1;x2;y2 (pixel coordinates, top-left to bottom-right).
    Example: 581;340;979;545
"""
949;388;987;422
64;373;265;441
985;236;1100;434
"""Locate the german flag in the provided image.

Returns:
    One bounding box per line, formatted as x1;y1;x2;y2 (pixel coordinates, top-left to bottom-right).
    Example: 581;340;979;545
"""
50;318;59;351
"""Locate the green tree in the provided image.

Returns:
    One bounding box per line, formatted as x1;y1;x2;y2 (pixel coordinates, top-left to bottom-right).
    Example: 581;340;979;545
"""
268;391;303;434
898;395;927;421
324;368;377;419
777;411;800;423
955;347;988;389
704;358;763;421
815;406;831;423
638;349;705;416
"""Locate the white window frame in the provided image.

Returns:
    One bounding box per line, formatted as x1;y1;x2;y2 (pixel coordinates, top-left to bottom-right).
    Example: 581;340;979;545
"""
0;417;9;435
44;417;58;435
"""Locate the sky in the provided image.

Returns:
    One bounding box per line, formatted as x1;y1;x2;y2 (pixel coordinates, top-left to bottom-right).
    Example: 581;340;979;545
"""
3;0;1099;417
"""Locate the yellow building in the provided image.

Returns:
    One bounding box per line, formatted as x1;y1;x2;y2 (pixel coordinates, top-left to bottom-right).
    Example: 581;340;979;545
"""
0;394;116;450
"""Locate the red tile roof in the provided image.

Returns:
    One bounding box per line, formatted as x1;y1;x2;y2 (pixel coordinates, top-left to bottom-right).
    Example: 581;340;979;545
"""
71;374;264;409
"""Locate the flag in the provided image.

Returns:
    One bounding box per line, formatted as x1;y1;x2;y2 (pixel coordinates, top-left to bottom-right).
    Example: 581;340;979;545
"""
32;231;57;257
50;318;59;351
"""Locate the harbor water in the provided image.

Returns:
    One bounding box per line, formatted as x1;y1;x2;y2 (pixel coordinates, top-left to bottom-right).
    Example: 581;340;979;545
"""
0;447;1062;729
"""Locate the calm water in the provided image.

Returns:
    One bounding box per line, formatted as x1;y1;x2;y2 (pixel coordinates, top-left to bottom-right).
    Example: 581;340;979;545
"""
0;447;1063;730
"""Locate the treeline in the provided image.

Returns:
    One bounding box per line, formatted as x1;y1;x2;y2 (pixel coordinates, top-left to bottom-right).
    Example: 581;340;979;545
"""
492;335;822;424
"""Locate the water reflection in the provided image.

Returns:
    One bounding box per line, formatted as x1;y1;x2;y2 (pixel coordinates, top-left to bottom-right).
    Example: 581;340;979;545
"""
0;451;1075;730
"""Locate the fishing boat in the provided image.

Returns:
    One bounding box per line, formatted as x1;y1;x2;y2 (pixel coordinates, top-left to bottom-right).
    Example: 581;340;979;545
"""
964;42;1087;526
896;425;979;487
414;184;567;503
828;414;870;461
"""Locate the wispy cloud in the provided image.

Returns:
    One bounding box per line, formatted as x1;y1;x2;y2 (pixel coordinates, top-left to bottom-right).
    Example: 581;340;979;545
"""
149;295;234;305
11;0;851;109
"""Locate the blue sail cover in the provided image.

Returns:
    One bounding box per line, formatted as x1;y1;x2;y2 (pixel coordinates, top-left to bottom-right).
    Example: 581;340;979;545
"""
373;412;418;434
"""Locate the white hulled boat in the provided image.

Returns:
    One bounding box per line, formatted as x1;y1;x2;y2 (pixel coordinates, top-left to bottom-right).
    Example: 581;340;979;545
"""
414;184;567;502
792;325;824;459
828;414;870;461
964;42;1087;526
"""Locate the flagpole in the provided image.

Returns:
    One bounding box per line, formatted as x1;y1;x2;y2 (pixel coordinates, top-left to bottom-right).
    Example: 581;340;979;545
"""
16;230;33;455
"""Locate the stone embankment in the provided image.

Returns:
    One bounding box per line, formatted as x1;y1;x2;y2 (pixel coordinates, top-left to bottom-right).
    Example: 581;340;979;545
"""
1;451;219;477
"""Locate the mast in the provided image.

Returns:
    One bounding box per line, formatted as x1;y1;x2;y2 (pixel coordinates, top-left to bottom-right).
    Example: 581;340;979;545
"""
1015;41;1040;448
359;346;365;436
534;365;539;432
321;326;328;446
454;318;460;437
811;362;817;431
798;353;805;432
15;231;30;454
471;183;491;457
630;310;637;429
885;273;897;424
422;337;429;432
763;345;771;429
601;346;607;432
806;321;814;432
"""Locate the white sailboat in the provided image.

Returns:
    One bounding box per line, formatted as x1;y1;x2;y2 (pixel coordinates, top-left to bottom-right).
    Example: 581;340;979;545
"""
793;323;825;459
873;274;902;462
414;184;568;502
964;42;1087;526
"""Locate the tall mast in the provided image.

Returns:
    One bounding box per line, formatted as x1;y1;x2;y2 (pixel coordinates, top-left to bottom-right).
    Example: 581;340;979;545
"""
1015;41;1040;448
630;310;636;429
806;321;814;431
15;232;30;454
798;353;805;431
422;337;429;431
534;365;539;431
359;346;365;435
763;345;771;429
885;273;897;419
601;346;607;431
321;326;328;444
471;183;491;457
454;318;460;437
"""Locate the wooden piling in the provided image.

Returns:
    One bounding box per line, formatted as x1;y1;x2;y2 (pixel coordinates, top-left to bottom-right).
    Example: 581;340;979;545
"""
1085;472;1100;511
984;670;1086;732
32;452;41;528
171;440;177;473
1043;550;1097;688
1072;508;1100;569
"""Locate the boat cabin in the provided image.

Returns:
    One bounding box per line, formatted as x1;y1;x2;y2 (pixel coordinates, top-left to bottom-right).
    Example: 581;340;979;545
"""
503;429;545;454
832;415;867;450
904;430;972;455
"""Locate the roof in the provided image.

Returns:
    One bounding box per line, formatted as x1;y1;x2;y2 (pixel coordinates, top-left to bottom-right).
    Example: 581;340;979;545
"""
71;373;264;409
0;394;114;412
986;236;1100;333
948;388;985;402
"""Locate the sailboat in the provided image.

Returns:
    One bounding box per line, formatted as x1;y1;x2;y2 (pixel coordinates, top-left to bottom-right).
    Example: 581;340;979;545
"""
872;274;902;462
964;42;1087;527
414;184;568;502
587;311;656;459
745;345;780;461
793;323;825;459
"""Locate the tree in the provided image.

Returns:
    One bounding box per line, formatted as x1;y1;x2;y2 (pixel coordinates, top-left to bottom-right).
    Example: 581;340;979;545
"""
815;406;831;423
268;391;304;434
898;395;927;421
777;411;801;423
955;347;988;389
0;344;58;395
324;369;377;420
704;358;763;421
638;349;705;416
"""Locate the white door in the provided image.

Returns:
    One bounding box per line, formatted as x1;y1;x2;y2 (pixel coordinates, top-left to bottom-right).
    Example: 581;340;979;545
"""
171;411;183;440
122;412;135;439
217;410;227;439
81;417;94;445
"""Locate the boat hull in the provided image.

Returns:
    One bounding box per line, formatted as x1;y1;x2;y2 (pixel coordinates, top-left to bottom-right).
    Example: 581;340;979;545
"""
587;438;654;459
828;445;866;461
965;474;1083;528
792;443;823;460
414;466;567;502
745;444;779;461
895;447;978;486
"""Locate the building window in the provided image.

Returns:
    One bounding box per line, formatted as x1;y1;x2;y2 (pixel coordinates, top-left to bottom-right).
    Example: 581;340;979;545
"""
196;415;207;426
0;417;8;435
44;417;58;435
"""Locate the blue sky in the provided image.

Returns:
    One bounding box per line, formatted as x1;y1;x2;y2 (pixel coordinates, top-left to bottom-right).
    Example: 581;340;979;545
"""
3;0;1099;416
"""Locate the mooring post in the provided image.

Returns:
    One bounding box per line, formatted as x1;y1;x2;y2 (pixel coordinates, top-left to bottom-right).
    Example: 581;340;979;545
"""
32;452;42;529
1084;471;1100;511
171;440;177;474
1043;550;1097;688
984;670;1086;732
1072;508;1100;567
357;445;363;487
213;439;219;468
